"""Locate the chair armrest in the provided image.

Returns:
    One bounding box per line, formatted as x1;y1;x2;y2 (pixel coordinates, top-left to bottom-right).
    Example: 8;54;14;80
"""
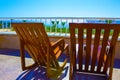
51;38;65;50
51;38;69;59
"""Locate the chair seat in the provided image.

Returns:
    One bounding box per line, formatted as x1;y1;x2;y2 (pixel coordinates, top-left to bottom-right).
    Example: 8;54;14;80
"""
74;72;108;80
51;42;69;59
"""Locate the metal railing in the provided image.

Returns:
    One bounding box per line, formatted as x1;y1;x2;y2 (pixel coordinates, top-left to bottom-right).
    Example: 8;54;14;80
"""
0;17;120;36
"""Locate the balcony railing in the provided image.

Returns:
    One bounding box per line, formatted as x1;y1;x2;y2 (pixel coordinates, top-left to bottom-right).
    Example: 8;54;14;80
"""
0;17;120;36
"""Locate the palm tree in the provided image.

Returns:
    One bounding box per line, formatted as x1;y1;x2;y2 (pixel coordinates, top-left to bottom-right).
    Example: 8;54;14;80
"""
51;21;56;32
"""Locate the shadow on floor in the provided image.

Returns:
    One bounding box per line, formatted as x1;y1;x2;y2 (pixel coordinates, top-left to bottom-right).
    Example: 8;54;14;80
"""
0;48;120;69
16;66;68;80
0;48;70;62
72;73;108;80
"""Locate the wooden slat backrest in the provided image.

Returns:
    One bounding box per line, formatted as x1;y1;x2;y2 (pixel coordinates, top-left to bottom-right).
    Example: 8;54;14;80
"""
12;23;59;68
70;23;120;75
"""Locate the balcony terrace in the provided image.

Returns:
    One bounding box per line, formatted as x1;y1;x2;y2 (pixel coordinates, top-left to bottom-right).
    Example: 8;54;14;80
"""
0;17;120;80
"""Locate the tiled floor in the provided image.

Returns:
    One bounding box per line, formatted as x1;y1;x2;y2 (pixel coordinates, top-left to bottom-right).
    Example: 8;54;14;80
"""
0;48;120;80
0;55;70;80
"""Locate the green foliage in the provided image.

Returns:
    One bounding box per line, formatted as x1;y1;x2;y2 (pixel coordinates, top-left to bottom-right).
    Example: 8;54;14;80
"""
51;21;56;28
51;26;56;32
62;28;69;33
56;21;59;32
105;20;112;24
51;21;55;25
56;21;59;25
45;25;51;32
61;22;66;27
7;23;11;28
48;21;68;33
110;30;114;35
23;20;27;23
10;28;15;31
45;25;69;33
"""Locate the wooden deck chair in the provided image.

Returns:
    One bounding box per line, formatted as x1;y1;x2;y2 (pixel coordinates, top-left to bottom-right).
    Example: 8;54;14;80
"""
69;23;120;80
11;23;69;79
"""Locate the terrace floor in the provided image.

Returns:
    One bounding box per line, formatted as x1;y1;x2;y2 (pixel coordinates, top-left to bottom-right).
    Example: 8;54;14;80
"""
0;48;120;80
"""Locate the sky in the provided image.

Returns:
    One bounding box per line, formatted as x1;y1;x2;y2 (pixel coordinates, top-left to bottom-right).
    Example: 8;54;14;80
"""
0;0;120;17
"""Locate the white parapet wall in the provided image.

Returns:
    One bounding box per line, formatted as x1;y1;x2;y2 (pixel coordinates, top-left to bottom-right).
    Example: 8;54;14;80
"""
0;33;120;59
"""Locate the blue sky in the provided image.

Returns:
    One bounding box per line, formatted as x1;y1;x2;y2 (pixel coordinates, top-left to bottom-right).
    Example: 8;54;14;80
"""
0;0;120;17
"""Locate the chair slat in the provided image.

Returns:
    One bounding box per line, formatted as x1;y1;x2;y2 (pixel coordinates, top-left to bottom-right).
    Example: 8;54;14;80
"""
37;27;47;53
103;30;120;73
78;28;84;71
24;24;47;65
108;30;120;78
21;26;39;62
85;28;92;71
70;24;76;70
33;26;48;63
15;25;40;64
91;28;101;72
97;29;110;72
21;25;38;60
28;26;39;45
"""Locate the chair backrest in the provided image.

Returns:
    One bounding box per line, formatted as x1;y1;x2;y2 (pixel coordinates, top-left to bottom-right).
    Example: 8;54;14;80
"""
69;23;120;75
12;23;59;68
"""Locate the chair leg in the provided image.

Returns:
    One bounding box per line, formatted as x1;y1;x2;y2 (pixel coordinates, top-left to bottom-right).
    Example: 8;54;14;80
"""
69;67;73;80
66;45;69;57
20;40;38;70
20;39;26;70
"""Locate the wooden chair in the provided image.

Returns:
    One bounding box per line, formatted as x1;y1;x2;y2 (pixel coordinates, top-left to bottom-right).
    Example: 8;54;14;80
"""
11;23;69;79
69;23;120;80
